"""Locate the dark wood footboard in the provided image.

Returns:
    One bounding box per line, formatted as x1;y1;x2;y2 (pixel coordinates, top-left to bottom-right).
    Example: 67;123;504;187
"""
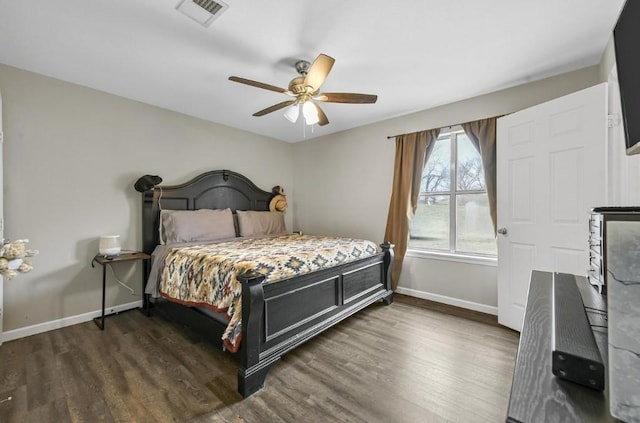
237;243;394;397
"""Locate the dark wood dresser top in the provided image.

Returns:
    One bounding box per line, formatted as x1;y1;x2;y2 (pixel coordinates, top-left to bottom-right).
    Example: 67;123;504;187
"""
506;271;613;423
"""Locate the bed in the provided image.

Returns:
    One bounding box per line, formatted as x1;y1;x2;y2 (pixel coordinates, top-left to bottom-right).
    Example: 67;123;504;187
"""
140;169;394;397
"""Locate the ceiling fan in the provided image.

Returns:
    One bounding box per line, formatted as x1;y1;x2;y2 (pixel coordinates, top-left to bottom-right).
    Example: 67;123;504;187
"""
229;54;377;126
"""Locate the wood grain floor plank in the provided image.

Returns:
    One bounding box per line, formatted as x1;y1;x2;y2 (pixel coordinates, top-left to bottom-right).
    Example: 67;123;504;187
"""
27;397;72;423
0;385;27;423
48;326;74;355
0;297;518;422
57;349;117;422
0;356;25;394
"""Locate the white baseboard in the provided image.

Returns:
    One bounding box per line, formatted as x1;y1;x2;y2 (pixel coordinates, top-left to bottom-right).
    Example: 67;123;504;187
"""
395;287;498;316
2;300;142;342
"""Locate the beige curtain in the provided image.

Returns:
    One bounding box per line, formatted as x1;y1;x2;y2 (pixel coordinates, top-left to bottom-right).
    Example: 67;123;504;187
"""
384;129;440;290
461;118;497;235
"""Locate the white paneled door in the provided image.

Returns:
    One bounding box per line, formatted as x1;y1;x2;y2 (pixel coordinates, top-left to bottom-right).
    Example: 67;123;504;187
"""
497;83;608;332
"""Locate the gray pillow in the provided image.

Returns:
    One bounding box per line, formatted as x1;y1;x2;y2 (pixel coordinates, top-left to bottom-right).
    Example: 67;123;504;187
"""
161;208;236;244
237;210;286;237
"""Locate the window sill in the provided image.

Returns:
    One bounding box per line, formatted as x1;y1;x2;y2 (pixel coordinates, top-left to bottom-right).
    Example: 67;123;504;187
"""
405;249;497;267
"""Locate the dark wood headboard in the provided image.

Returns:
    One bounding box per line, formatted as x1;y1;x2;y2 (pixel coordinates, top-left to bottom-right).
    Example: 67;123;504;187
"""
141;169;274;254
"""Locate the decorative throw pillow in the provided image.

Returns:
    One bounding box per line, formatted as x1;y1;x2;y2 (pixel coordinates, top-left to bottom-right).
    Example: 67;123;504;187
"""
236;210;286;237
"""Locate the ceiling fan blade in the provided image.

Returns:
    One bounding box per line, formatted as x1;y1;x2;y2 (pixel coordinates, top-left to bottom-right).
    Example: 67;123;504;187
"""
253;100;297;117
316;93;378;104
229;76;288;94
314;103;329;126
303;54;335;92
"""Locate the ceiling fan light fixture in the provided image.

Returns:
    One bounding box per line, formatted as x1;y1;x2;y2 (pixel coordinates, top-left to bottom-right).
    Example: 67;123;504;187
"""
303;102;319;125
228;53;377;128
283;103;300;123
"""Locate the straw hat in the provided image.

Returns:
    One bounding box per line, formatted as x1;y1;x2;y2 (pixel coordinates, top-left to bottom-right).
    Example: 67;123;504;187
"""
269;185;287;212
269;194;287;212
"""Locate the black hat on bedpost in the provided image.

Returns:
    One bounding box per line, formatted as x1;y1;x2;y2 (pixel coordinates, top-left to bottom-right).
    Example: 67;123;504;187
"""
134;175;163;192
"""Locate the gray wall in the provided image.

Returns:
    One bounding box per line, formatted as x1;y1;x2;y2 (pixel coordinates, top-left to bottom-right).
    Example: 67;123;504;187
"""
0;64;294;333
0;60;609;335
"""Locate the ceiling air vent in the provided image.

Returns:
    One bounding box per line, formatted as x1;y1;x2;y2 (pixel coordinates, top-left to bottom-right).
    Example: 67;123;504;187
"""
175;0;229;28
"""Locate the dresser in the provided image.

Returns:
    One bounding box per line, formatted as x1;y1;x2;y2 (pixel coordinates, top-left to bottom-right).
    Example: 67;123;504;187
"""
588;207;640;294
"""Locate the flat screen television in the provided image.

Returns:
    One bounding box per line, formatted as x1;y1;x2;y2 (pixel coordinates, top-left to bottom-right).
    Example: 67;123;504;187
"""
613;0;640;155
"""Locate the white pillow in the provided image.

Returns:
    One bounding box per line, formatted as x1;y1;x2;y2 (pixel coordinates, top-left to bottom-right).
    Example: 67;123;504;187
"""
236;210;286;237
160;208;236;244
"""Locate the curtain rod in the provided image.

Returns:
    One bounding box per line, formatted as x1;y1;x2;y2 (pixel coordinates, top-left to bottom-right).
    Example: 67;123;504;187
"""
386;124;459;140
386;114;505;139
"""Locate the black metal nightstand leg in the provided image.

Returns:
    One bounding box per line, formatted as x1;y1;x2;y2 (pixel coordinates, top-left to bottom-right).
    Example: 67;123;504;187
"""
93;265;106;330
91;252;150;328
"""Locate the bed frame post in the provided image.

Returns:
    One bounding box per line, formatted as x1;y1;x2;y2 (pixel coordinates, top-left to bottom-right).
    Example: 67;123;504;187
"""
381;242;394;305
237;271;277;397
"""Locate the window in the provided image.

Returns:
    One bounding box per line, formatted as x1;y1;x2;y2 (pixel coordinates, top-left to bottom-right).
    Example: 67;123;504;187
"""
409;127;496;256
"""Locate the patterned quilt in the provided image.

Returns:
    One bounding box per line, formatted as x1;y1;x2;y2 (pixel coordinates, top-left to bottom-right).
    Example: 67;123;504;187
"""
158;234;379;352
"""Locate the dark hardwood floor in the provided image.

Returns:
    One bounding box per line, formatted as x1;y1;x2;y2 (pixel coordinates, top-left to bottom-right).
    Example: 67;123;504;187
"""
0;296;519;422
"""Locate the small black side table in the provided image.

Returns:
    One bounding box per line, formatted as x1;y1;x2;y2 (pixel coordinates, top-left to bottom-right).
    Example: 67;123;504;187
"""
91;252;150;330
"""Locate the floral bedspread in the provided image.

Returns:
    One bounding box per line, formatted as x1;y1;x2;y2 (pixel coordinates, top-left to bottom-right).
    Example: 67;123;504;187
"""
158;234;378;352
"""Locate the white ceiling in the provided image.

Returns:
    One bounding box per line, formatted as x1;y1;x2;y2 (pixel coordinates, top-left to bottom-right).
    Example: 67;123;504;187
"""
0;0;626;143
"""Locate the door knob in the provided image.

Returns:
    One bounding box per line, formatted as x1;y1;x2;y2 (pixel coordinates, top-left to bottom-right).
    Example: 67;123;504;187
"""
497;227;508;235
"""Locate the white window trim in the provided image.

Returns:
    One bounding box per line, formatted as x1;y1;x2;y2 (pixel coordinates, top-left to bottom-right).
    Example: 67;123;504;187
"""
406;248;497;267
